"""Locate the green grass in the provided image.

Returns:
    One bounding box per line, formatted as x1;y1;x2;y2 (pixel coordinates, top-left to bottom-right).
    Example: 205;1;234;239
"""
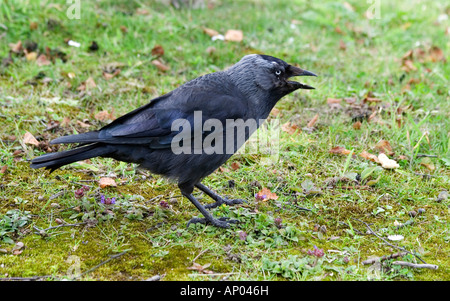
0;0;449;281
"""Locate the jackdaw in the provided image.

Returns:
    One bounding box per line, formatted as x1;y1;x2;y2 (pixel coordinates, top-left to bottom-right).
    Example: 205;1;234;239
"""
30;54;316;228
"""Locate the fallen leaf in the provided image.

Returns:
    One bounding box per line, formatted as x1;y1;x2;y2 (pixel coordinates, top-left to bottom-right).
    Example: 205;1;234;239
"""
151;59;169;72
202;27;219;37
23;131;39;147
94;110;115;121
270;107;281;117
359;150;380;163
9;41;23;53
281;122;299;135
0;165;7;174
420;157;435;172
99;177;117;188
329;146;352;155
230;162;240;171
353;121;362;130
36;54;51;66
76;120;91;128
375;140;394;156
306;113;319;128
224;29;243;42
187;262;214;274
378;153;400;169
255;187;278;201
339;40;346;51
429;45;445;62
12;241;25;255
327;98;342;104
151;45;164;57
77;77;97;91
402;59;417;72
102;68;121;80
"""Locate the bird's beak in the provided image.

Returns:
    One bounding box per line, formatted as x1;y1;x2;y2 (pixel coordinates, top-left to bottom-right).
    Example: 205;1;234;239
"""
286;65;317;90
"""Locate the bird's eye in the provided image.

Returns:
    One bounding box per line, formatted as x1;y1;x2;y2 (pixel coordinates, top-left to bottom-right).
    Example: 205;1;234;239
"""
275;70;281;76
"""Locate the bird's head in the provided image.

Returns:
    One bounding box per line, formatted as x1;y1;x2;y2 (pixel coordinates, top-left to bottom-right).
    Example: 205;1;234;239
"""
227;54;317;101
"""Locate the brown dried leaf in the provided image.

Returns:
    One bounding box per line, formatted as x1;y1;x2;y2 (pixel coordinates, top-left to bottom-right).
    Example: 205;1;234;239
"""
402;59;417;72
429;45;445;62
225;29;243;42
307;113;319;128
99;177;117;188
95;110;115;121
9;41;23;53
359;150;380;163
230;162;240;171
76;120;91;128
151;59;169;72
270;107;281;117
329;146;352;155
353;121;362;130
151;45;164;57
187;262;213;274
36;54;51;66
255;187;278;201
281;122;299;135
327;98;342;104
77;77;97;91
202;27;219;37
339;40;346;51
375;140;394;156
102;68;121;80
23;131;39;147
0;165;7;174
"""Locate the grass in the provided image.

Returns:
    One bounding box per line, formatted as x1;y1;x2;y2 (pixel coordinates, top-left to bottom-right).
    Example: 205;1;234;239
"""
0;0;449;281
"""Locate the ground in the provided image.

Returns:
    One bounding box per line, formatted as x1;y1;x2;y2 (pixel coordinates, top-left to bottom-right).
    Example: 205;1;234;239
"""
0;0;449;281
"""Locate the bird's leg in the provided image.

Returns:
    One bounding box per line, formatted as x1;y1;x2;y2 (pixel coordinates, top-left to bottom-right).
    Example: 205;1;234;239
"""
195;183;245;209
179;184;238;228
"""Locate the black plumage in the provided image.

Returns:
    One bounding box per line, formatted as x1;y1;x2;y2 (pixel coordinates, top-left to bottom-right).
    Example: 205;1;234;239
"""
31;54;316;228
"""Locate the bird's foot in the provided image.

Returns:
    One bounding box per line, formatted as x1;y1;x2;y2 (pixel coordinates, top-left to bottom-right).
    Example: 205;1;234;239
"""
204;198;245;209
187;216;238;228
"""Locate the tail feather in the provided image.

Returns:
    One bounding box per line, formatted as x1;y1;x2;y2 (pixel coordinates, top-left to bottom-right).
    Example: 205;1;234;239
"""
50;131;100;145
30;143;110;172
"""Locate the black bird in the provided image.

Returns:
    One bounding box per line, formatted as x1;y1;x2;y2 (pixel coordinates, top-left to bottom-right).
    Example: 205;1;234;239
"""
31;54;316;228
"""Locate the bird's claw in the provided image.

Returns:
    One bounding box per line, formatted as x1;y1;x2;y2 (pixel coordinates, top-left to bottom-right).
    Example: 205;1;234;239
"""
187;216;238;228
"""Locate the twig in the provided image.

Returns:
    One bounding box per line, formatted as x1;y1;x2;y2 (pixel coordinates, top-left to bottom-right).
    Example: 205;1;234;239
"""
362;252;408;265
392;261;438;270
352;218;427;264
338;221;366;235
76;250;129;279
416;154;437;158
33;222;88;235
0;275;52;281
192;249;209;263
145;194;164;203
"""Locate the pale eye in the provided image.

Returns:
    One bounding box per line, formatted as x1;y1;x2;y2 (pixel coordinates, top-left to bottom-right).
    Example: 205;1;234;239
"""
275;70;281;75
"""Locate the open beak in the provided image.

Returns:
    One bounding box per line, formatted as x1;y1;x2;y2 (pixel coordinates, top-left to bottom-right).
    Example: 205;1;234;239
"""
287;65;317;89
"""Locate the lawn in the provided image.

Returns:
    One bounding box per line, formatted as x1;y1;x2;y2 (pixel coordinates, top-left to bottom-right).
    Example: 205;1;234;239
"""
0;0;449;281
